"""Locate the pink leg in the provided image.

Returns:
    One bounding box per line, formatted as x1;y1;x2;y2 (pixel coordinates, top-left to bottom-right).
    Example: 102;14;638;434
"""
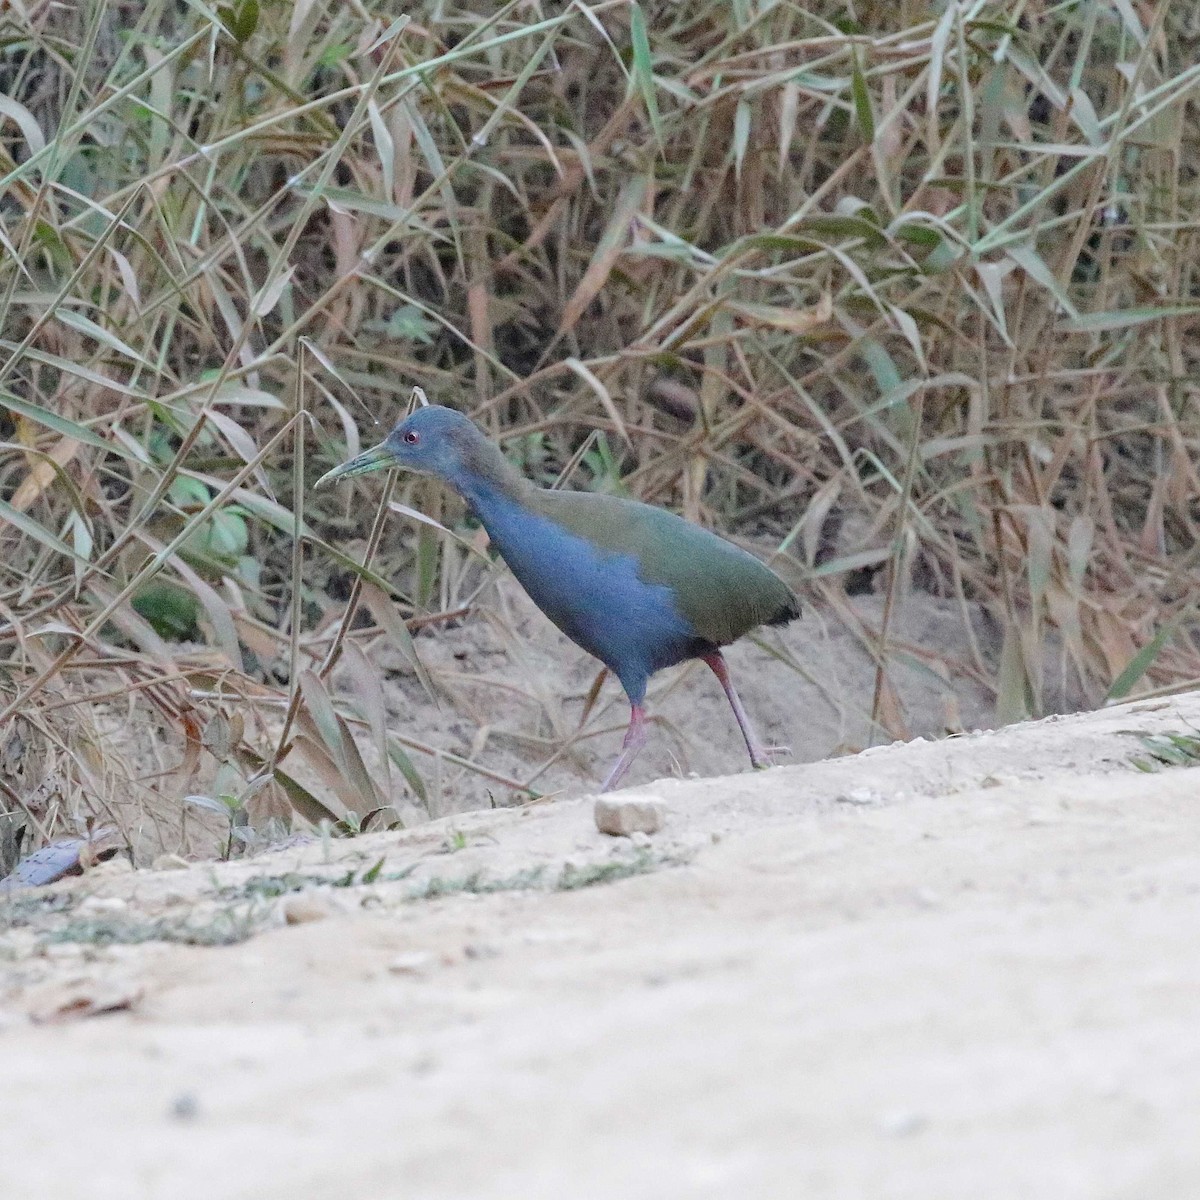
600;703;648;793
703;651;780;770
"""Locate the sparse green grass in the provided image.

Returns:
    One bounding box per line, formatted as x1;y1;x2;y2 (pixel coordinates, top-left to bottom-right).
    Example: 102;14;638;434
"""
0;889;78;931
556;850;670;890
216;856;414;900
45;908;262;948
5;846;680;946
1126;729;1200;772
2;1;1200;863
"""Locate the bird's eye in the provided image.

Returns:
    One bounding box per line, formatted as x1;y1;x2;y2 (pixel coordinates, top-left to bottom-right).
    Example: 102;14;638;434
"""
403;430;420;445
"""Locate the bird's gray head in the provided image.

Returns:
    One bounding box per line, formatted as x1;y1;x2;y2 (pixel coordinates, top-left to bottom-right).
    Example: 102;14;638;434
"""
315;405;516;498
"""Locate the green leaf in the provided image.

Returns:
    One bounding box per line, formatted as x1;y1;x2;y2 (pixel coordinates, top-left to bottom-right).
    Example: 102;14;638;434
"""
1004;242;1079;319
1060;305;1200;333
892;224;941;249
132;581;201;640
0;498;79;561
0;341;150;397
1106;621;1177;702
54;308;158;369
0;390;133;457
184;793;233;817
361;581;436;704
298;670;344;762
218;0;259;44
850;50;875;142
273;766;345;825
800;214;888;247
387;738;428;804
629;2;662;148
298;187;415;223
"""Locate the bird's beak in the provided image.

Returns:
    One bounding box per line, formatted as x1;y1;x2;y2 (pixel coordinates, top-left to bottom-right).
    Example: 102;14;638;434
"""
313;441;396;489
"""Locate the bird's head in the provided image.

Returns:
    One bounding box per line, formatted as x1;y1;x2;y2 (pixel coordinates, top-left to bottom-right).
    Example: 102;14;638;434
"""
315;405;505;495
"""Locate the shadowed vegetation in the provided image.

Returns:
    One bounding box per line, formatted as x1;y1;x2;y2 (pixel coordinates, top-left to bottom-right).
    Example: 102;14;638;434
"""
1;0;1199;863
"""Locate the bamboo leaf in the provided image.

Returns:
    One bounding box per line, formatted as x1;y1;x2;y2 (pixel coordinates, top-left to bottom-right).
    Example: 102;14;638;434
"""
361;581;436;703
1005;242;1079;319
342;639;391;792
54;308;158;370
0;95;45;156
629;2;662;148
0;499;79;561
0;390;129;456
850;50;875;142
562;357;629;445
558;175;647;337
1106;622;1177;702
1061;306;1200;333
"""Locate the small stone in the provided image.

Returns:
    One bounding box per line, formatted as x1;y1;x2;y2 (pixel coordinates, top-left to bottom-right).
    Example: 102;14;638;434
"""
387;952;433;976
78;896;128;915
152;854;191;871
281;893;330;925
836;787;881;806
628;831;653;850
980;773;1019;789
594;796;667;837
170;1093;200;1121
463;942;499;960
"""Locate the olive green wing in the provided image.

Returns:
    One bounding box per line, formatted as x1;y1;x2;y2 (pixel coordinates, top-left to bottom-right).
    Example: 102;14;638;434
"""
532;489;799;646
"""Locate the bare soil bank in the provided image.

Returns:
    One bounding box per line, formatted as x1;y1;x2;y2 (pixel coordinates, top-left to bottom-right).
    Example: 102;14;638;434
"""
4;692;1200;1198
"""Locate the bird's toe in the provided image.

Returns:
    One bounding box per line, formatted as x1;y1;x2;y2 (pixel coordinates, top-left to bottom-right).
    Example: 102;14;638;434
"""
749;744;791;770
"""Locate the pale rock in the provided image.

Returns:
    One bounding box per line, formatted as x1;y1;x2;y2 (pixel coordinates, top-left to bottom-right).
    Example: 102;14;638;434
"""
837;787;882;806
594;796;667;837
387;952;434;976
152;854;191;871
282;893;331;924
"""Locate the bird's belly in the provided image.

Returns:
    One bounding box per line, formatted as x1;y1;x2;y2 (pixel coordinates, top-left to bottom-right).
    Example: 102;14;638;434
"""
484;508;701;700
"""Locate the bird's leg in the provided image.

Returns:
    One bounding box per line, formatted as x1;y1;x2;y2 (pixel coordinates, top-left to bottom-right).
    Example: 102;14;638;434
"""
600;703;648;793
702;651;785;770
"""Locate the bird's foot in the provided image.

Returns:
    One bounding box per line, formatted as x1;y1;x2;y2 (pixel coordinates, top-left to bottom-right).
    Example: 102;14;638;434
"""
750;744;792;770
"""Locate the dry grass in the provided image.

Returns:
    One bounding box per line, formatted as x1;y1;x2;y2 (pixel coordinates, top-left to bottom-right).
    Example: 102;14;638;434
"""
1;0;1199;863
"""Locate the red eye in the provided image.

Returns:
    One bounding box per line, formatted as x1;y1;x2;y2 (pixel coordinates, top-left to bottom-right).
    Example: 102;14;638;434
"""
403;430;419;445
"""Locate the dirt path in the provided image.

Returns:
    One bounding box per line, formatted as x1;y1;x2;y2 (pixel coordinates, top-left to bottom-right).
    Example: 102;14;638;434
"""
4;695;1200;1199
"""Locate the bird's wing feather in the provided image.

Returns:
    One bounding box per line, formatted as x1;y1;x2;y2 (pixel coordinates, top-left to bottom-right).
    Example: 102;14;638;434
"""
530;489;798;646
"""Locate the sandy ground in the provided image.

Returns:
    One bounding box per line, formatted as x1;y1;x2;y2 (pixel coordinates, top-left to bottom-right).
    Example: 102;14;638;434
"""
4;691;1200;1199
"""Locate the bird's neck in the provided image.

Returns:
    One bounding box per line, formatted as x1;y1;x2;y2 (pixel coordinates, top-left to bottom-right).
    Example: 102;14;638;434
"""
446;438;534;520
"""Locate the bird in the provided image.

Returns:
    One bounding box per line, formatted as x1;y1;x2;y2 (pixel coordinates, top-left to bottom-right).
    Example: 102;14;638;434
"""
316;405;800;791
